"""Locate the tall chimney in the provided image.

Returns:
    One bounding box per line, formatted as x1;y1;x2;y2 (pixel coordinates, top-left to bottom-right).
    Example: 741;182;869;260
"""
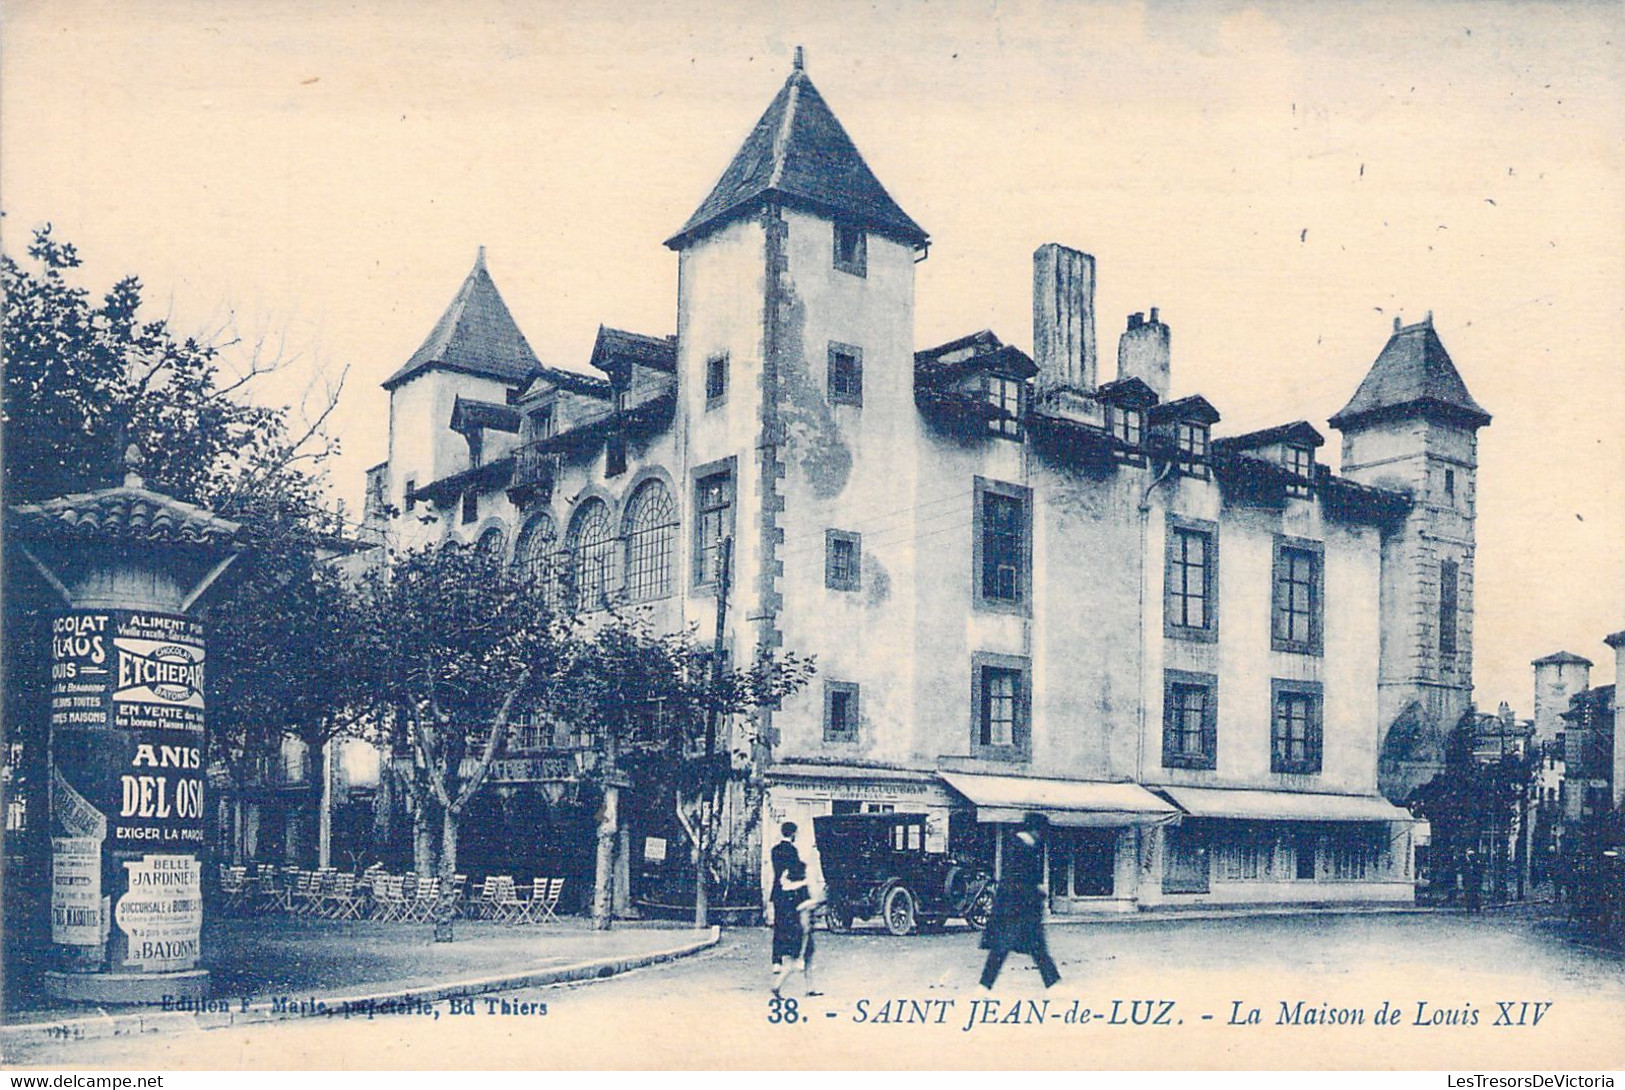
1032;243;1097;391
1117;307;1170;398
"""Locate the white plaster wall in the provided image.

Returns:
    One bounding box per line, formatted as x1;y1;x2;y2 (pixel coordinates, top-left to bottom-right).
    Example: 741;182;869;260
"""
769;210;921;767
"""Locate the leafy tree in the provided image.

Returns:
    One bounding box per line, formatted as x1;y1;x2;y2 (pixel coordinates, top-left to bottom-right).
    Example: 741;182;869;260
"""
3;224;356;867
550;610;814;928
354;537;815;925
357;540;567;881
1411;710;1537;904
1;224;320;507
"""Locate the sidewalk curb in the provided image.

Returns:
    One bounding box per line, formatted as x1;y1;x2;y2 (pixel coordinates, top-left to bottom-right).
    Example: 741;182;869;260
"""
1045;905;1441;925
1;925;720;1055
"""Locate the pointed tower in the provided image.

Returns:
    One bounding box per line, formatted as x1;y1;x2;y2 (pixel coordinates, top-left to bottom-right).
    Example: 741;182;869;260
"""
664;49;929;772
1330;314;1492;802
381;249;541;544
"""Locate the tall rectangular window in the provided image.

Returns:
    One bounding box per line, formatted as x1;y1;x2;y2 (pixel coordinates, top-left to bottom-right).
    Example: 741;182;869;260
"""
705;353;728;408
461;490;478;525
971;653;1029;760
529;404;555;440
824;681;859;743
1284;446;1315;496
827;343;863;406
693;467;733;588
1271;536;1323;654
1439;559;1459;658
1109;407;1143;447
1162;670;1217;770
833;223;866;276
825;530;861;591
974;477;1031;612
1271;680;1323;774
1165;518;1217;641
985;374;1024;438
1176;423;1209;476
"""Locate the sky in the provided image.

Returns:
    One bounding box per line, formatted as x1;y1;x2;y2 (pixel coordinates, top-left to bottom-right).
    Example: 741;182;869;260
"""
4;0;1621;711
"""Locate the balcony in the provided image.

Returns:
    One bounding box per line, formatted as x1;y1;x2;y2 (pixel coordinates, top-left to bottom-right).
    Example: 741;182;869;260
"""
509;444;562;505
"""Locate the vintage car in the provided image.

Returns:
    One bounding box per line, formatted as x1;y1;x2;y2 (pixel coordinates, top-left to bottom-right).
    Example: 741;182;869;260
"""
812;812;994;936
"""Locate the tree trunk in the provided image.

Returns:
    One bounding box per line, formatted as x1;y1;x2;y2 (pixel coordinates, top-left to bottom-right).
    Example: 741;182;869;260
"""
693;828;709;927
614;823;631;916
592;784;618;931
440;807;459;881
412;805;437;875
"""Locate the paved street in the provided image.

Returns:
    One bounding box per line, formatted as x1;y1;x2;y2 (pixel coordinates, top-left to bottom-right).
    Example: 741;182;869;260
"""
9;911;1622;1070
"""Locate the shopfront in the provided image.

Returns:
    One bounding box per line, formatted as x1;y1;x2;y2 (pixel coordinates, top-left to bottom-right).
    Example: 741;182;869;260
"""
940;771;1182;913
764;764;962;901
1148;785;1417;906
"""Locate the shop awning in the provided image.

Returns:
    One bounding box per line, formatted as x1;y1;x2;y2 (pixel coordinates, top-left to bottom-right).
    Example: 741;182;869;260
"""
940;772;1181;828
1157;785;1414;824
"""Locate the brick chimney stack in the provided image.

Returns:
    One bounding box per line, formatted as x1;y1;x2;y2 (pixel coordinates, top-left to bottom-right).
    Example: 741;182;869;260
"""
1032;243;1097;391
1117;306;1170;398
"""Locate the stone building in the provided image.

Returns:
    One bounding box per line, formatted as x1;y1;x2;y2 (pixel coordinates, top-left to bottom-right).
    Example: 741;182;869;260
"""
357;55;1494;913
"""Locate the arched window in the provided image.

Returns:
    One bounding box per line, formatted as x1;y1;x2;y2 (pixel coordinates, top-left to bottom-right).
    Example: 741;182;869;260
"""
514;513;557;587
622;479;677;601
477;526;506;562
566;498;616;612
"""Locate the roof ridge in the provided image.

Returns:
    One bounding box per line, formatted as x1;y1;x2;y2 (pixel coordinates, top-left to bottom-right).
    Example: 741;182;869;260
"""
767;73;800;191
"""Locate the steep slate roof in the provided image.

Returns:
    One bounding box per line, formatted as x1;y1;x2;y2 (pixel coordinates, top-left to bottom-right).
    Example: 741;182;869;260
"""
1532;650;1594;667
1214;420;1325;452
383;249;543;391
1330;317;1491;430
665;58;928;250
589;326;677;375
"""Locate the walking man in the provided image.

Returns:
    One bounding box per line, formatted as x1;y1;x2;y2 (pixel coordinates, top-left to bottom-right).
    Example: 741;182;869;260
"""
980;812;1061;990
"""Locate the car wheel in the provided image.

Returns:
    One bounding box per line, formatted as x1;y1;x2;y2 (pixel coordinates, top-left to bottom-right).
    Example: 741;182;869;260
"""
882;884;918;936
824;906;853;933
965;886;993;930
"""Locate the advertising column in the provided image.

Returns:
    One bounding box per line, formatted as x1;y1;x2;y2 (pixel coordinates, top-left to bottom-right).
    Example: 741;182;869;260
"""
49;610;207;997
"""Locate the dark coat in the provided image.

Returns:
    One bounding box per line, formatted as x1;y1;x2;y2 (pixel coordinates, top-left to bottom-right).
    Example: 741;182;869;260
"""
981;831;1048;956
770;839;806;962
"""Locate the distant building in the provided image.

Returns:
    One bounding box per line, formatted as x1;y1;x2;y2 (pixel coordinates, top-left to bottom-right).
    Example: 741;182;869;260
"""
353;54;1498;913
1560;683;1617;823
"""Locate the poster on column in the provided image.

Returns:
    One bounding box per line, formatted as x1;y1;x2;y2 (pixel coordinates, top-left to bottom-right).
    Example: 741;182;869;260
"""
107;611;207;971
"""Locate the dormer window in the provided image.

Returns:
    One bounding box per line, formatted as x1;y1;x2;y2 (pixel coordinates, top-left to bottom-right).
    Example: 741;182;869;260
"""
985;374;1024;439
1284;445;1315;495
833;223;867;277
1176;422;1209;476
529;404;555;441
1109;407;1144;448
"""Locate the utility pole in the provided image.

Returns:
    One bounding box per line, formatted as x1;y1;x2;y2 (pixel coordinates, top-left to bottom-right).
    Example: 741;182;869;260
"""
694;536;732;926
